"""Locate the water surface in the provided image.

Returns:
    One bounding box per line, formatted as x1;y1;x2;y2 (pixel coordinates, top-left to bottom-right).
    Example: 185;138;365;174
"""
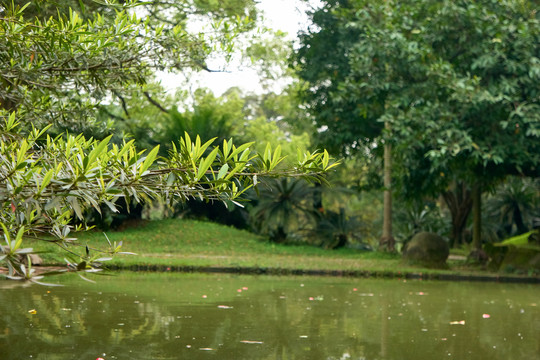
1;272;538;359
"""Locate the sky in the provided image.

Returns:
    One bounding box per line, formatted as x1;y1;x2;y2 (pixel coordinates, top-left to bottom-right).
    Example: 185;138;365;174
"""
159;0;320;95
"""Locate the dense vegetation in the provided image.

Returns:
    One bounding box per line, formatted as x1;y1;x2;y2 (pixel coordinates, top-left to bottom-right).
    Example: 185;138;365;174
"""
1;0;538;282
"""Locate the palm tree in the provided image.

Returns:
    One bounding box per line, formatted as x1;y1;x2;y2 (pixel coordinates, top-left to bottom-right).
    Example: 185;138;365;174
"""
314;208;366;249
486;177;539;238
250;178;319;243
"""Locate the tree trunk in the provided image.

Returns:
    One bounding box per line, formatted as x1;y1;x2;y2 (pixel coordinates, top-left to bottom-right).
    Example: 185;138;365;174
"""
379;123;395;252
442;182;472;248
513;204;528;234
471;183;482;250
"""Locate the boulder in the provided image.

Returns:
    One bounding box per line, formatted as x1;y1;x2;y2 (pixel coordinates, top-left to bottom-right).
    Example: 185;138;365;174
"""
403;232;449;268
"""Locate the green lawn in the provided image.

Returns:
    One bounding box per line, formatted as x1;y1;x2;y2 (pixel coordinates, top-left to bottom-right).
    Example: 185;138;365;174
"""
27;218;533;279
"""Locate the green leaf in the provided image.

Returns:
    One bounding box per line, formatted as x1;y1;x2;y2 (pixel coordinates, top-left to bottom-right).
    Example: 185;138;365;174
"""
39;169;54;194
1;223;11;248
217;163;229;180
197;147;219;180
86;135;112;171
13;226;25;251
227;142;254;162
139;145;159;177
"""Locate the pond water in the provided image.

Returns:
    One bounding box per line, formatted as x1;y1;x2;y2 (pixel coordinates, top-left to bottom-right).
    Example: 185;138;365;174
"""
0;272;538;360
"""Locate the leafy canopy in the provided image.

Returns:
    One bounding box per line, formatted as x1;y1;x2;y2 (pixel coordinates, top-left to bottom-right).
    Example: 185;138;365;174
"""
0;1;339;283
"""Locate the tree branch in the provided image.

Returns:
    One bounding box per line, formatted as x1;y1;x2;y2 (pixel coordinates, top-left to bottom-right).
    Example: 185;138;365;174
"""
143;91;169;113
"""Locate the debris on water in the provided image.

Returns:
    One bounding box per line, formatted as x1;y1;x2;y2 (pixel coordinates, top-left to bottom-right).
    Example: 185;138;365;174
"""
449;320;466;325
240;340;263;344
28;309;37;315
482;314;491;319
299;335;308;338
199;348;214;351
217;305;233;309
202;295;207;298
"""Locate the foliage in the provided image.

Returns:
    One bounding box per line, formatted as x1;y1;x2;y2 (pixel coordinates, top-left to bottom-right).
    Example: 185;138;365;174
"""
294;0;540;250
0;113;338;281
161;88;242;152
97;81;180;149
0;1;342;282
485;177;539;239
249;178;320;243
394;200;450;247
312;208;366;250
0;0;254;132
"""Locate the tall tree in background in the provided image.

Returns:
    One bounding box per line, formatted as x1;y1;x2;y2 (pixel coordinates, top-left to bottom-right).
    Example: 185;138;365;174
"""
294;0;539;251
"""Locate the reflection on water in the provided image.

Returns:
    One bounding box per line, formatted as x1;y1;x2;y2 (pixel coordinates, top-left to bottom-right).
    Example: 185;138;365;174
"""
1;273;539;360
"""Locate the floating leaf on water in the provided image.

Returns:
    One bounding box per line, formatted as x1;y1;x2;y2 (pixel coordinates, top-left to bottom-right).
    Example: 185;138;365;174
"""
28;309;37;314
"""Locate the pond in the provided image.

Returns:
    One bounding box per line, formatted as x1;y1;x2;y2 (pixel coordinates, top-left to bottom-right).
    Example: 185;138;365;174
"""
0;272;538;360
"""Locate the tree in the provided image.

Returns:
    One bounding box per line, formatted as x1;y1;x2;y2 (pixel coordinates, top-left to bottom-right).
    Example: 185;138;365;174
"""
0;0;256;132
0;1;339;282
0;113;338;282
250;178;320;243
161;88;243;153
294;0;539;251
485;177;539;238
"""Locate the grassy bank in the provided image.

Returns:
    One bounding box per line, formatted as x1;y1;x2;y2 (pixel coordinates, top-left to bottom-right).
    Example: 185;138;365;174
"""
30;219;537;281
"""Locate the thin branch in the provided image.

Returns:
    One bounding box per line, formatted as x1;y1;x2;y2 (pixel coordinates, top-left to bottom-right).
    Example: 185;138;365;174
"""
143;91;169;113
113;90;130;117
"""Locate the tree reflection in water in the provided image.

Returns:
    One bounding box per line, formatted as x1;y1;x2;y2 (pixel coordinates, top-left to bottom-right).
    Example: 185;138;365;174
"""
0;273;538;360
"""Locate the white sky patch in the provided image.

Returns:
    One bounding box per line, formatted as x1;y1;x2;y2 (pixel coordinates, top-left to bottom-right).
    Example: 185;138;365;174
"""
158;0;321;96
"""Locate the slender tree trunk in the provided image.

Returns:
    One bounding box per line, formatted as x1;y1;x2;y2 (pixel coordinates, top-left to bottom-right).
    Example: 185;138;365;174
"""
443;182;472;248
471;183;482;250
513;205;527;234
380;123;395;251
